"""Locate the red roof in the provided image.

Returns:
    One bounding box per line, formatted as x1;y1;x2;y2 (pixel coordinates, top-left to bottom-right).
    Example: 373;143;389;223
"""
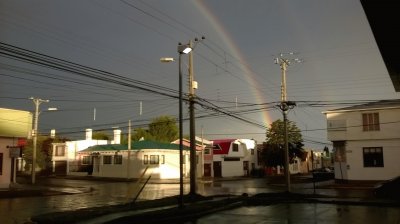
212;139;235;155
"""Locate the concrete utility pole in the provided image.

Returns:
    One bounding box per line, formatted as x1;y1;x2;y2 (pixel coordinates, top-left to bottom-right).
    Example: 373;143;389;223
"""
127;120;131;180
188;40;197;195
275;53;300;192
187;37;204;196
30;97;49;184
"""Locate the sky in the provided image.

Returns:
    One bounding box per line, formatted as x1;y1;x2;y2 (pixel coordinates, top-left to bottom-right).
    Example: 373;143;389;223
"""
0;0;399;149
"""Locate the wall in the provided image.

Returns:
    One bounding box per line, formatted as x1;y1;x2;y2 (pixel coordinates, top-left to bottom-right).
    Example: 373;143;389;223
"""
88;149;190;179
0;138;14;188
327;108;400;141
327;107;400;180
345;139;400;180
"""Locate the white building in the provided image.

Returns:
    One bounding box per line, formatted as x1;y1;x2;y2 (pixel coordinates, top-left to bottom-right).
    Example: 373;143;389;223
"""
0;108;32;188
212;139;260;177
75;140;190;179
51;129;120;175
324;100;400;181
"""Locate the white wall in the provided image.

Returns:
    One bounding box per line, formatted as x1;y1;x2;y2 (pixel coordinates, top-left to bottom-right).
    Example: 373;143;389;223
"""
326;107;400;181
88;149;190;179
345;139;400;180
327;108;400;141
0;138;13;188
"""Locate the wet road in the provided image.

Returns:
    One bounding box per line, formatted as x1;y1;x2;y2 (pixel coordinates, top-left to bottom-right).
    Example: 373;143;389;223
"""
0;178;279;224
0;178;382;224
186;203;400;224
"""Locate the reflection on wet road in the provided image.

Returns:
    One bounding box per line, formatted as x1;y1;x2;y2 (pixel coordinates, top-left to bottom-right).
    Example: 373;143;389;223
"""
0;178;277;224
187;203;400;224
0;178;389;224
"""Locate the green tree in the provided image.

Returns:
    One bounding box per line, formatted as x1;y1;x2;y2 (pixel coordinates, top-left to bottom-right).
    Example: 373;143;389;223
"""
262;119;305;167
123;116;178;144
22;136;69;174
148;116;178;142
131;128;153;142
92;131;110;140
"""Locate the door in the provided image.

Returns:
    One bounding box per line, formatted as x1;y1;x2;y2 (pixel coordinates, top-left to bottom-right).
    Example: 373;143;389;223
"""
204;163;211;177
213;161;222;177
243;161;249;176
54;161;67;175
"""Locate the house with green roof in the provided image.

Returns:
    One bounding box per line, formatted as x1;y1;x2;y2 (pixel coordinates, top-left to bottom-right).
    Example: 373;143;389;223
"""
74;140;190;179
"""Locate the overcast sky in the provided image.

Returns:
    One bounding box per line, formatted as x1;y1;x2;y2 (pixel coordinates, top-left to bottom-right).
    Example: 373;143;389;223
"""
0;0;398;149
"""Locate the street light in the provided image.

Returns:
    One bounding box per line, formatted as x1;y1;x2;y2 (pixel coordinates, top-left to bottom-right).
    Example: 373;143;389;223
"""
30;97;50;184
160;42;191;208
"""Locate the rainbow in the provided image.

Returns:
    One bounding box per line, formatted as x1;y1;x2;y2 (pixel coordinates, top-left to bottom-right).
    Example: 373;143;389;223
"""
193;0;273;127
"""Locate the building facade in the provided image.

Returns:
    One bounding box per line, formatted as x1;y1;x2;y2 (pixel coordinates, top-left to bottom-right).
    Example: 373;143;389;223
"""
0;108;32;188
51;129;119;175
212;139;260;177
75;140;190;179
324;100;400;181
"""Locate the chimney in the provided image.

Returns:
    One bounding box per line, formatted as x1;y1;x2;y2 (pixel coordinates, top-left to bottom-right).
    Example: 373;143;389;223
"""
50;129;56;139
85;128;92;140
113;129;121;144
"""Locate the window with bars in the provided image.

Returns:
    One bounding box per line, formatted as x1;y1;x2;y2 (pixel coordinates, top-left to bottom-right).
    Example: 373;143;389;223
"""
362;113;380;131
54;146;66;156
82;156;91;165
114;155;122;165
103;155;112;165
363;147;384;167
150;155;159;164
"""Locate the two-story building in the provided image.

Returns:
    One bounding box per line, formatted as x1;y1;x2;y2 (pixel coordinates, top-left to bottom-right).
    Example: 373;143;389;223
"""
212;139;260;177
51;128;120;175
324;99;400;181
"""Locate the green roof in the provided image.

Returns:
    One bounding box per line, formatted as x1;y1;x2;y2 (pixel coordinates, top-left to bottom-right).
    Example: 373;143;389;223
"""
80;140;189;152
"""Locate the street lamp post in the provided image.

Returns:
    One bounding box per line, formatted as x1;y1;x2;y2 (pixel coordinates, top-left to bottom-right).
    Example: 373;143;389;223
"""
30;97;49;184
160;42;191;208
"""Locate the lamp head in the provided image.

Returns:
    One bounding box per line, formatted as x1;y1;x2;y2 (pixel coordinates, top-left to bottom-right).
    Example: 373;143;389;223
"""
178;44;192;54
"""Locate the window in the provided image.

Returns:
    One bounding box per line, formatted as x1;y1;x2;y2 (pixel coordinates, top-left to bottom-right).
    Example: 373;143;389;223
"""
232;143;239;152
150;155;159;164
82;156;91;165
161;155;165;164
55;146;65;156
204;147;211;155
143;155;149;164
251;149;254;155
224;157;240;161
103;155;112;165
114;155;122;164
363;147;384;167
362;113;380;131
0;153;3;175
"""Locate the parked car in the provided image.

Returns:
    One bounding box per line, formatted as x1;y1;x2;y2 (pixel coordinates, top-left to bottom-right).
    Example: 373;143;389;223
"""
374;176;400;199
312;167;334;181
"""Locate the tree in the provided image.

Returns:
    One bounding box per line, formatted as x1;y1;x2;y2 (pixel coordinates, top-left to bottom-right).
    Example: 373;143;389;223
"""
262;119;305;167
92;131;110;140
148;116;178;142
123;116;178;144
22;136;69;174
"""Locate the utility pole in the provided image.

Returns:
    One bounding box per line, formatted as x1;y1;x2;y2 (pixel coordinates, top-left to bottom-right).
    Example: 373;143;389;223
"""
127;120;131;180
188;39;197;195
30;97;49;184
275;53;300;193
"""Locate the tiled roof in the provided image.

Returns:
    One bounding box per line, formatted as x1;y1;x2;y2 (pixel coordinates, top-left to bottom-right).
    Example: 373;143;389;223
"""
80;140;189;152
